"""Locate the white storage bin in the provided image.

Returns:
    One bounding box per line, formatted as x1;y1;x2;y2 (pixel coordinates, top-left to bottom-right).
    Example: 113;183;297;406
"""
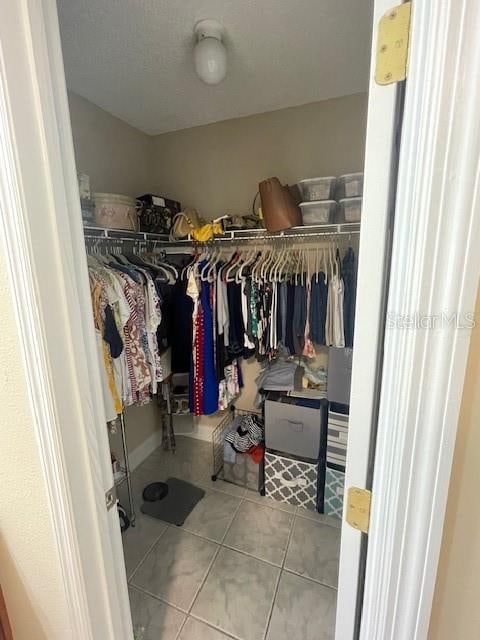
339;197;362;223
336;173;364;199
299;177;336;201
300;200;337;225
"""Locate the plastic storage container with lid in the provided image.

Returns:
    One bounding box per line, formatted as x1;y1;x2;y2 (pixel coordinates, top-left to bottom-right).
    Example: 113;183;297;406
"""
299;177;336;201
339;197;362;223
300;200;337;225
336;173;364;199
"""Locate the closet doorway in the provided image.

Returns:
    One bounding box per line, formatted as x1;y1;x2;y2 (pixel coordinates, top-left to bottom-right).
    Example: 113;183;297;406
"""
3;0;480;639
0;0;410;639
55;1;396;639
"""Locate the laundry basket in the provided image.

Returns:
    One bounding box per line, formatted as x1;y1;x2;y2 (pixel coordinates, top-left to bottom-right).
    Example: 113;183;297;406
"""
211;407;265;493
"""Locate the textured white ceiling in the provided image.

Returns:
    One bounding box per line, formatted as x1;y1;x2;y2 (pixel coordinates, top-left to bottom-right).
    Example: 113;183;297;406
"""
57;0;373;135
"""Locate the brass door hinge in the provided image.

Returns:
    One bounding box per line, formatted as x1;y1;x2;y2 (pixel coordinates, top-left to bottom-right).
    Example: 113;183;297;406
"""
346;487;372;534
375;2;412;85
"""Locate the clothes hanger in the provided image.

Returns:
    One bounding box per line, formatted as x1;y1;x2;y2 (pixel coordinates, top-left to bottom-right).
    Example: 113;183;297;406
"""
186;249;201;279
181;250;196;280
199;247;215;282
217;249;235;281
284;246;296;282
235;247;253;283
208;246;222;281
274;246;285;282
260;248;274;282
225;250;243;282
270;245;285;282
253;247;270;283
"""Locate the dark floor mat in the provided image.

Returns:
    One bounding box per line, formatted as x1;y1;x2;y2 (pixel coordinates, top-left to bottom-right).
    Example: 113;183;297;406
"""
140;477;205;526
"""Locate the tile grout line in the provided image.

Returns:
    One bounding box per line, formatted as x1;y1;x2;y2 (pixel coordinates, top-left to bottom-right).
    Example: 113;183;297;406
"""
128;582;189;615
261;507;297;640
176;493;247;639
175;490;244;640
219;493;246;545
173;614;188;640
220;543;285;569
295;511;342;530
282;566;338;591
183;492;246;618
127;523;170;583
189;612;244;640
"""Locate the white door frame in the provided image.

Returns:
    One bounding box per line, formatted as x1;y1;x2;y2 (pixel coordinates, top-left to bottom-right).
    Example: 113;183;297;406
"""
360;1;480;638
0;2;479;640
335;0;402;634
0;1;132;638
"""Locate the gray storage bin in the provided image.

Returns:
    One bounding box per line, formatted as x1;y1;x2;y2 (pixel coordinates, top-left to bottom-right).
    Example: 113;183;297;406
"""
223;453;262;491
264;394;326;460
327;348;353;406
264;450;319;511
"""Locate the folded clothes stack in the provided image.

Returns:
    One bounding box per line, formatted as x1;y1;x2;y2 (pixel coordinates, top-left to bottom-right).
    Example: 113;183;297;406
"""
255;358;304;392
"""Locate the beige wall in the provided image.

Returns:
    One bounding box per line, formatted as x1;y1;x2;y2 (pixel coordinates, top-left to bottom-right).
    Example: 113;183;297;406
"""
0;253;71;639
152;93;368;219
68;91;154;198
429;289;480;639
152;94;367;420
68;91;164;455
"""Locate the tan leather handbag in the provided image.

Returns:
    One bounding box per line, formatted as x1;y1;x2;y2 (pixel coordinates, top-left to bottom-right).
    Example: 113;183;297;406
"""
259;178;302;232
170;208;204;240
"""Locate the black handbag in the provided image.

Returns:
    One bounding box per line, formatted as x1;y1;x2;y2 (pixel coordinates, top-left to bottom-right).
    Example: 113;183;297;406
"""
137;193;181;234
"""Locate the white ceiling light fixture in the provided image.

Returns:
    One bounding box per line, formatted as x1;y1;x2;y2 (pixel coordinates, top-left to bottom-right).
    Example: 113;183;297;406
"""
193;19;227;86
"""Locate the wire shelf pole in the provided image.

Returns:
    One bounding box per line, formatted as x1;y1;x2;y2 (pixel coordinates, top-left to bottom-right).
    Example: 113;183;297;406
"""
119;412;136;527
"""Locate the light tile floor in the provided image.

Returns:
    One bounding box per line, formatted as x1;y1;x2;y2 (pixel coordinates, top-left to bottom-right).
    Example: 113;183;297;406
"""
121;437;340;640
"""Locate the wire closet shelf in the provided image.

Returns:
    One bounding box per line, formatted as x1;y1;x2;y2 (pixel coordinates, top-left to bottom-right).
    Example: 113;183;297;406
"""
83;222;361;252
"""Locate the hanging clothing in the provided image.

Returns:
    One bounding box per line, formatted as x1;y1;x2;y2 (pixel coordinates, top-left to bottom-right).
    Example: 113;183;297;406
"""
309;273;328;345
87;254;168;414
342;247;357;347
302;276;316;359
187;272;203;416
285;281;296;355
292;279;307;355
200;272;219;415
227;281;245;358
186;263;242;416
326;273;345;348
171;278;193;373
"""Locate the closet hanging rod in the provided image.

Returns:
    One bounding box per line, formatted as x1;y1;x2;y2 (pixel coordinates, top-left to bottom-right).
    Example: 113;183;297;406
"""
83;222;360;246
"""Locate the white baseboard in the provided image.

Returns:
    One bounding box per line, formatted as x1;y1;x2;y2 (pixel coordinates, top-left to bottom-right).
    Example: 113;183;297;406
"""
128;428;163;472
